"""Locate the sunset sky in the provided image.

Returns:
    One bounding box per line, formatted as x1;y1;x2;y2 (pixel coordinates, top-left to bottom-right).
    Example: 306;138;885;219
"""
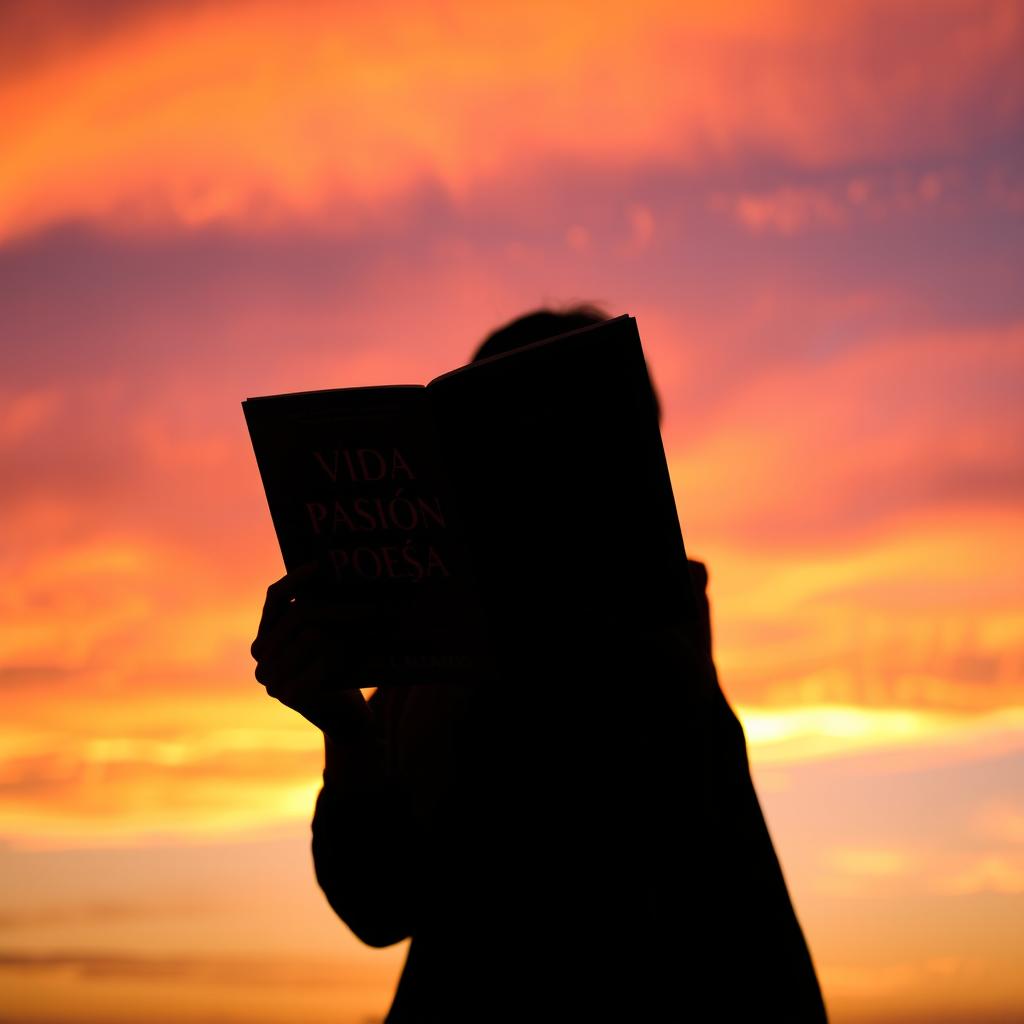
1;1;1023;1021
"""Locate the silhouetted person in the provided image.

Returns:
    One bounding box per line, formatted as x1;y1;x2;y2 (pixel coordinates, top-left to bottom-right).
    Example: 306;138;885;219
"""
251;307;828;1022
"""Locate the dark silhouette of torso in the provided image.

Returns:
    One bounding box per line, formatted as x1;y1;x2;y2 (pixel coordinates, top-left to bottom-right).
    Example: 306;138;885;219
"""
311;561;828;1022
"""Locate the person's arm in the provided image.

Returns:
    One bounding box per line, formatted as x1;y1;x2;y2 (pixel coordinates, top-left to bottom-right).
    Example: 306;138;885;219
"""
311;718;417;947
251;568;417;947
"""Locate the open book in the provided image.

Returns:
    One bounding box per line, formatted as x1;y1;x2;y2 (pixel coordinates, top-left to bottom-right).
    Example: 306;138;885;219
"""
243;315;696;686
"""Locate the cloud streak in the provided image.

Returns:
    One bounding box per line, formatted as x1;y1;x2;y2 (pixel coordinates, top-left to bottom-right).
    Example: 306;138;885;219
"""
0;947;387;988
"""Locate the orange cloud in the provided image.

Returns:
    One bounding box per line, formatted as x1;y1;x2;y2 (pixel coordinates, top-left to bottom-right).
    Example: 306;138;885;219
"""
664;320;1024;710
0;727;324;846
0;948;389;988
972;798;1024;844
829;845;914;878
0;947;403;1024
742;704;1024;764
1;0;1020;241
936;854;1024;895
671;321;1024;546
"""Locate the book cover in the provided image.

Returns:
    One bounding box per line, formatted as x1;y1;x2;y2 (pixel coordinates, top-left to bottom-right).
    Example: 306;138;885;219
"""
243;315;696;686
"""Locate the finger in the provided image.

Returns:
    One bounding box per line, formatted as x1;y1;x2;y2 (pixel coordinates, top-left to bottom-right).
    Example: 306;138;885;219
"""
268;654;365;713
266;652;332;704
253;603;318;668
252;575;297;659
685;561;712;658
270;657;372;736
255;624;328;689
687;559;708;592
255;598;393;673
251;563;322;659
255;611;380;692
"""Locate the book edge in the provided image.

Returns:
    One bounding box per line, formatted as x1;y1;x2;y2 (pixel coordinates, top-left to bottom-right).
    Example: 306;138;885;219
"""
425;314;635;389
243;383;425;405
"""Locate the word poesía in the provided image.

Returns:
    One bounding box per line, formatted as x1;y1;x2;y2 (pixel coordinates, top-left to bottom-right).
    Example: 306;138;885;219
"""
327;541;450;583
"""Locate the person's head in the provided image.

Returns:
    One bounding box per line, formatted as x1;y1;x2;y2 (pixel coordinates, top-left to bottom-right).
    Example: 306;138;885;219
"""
472;305;609;363
473;304;662;422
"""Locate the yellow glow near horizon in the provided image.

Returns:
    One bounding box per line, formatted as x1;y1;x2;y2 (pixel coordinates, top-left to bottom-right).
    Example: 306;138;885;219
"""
2;700;1022;849
740;703;1024;764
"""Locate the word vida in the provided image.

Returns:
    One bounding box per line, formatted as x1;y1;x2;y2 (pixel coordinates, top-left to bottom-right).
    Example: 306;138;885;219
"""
313;447;416;483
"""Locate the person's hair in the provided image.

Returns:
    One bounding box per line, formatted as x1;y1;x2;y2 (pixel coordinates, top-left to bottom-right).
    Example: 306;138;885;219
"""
472;304;662;421
471;304;610;363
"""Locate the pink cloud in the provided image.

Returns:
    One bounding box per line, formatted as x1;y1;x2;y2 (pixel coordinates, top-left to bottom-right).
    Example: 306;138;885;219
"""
716;187;847;235
0;389;62;445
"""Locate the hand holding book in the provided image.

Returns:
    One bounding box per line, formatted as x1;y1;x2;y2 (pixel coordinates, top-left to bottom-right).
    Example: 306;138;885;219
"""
251;562;382;740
